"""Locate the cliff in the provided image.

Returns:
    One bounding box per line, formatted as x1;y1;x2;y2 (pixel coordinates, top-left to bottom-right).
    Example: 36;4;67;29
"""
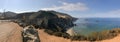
15;10;78;38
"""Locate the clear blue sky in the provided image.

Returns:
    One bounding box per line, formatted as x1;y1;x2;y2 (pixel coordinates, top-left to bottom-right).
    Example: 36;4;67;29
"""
0;0;120;18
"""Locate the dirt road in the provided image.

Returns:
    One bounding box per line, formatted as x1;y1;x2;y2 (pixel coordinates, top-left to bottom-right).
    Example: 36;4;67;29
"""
0;22;23;42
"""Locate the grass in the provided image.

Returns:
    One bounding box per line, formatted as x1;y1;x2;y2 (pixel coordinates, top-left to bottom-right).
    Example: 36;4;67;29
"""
71;28;120;41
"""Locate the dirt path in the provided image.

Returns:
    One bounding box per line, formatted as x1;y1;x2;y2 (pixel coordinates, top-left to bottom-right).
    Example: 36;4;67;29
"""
38;29;89;42
0;22;23;42
38;29;120;42
38;29;71;42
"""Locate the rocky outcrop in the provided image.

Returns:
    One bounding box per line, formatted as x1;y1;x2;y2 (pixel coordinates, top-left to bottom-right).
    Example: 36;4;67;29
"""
22;25;40;42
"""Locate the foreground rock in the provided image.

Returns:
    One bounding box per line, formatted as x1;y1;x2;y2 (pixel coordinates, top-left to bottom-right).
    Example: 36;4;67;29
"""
22;25;40;42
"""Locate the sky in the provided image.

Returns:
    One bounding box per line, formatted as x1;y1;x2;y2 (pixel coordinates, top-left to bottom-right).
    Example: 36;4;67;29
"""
0;0;120;18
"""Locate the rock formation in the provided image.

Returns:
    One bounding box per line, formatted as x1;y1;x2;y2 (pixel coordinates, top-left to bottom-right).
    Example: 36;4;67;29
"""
22;25;40;42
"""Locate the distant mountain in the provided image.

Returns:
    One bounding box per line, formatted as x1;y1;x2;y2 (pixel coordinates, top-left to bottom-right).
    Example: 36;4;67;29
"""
4;11;17;18
0;12;2;16
15;10;77;21
0;11;17;19
15;12;35;19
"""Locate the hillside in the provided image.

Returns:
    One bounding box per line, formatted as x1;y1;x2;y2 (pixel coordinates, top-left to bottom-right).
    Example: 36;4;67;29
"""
15;10;78;38
0;11;17;19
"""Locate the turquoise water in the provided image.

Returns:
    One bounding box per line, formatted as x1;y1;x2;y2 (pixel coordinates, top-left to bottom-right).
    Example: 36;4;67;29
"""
73;18;120;35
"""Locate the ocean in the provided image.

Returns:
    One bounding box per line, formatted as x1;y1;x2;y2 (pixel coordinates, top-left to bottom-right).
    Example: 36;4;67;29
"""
73;18;120;35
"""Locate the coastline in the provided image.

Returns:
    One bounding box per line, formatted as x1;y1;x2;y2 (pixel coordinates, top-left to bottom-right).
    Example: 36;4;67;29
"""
0;22;120;42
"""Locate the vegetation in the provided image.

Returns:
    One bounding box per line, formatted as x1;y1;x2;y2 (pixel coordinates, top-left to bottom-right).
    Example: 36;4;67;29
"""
14;10;77;40
71;28;120;41
44;29;70;39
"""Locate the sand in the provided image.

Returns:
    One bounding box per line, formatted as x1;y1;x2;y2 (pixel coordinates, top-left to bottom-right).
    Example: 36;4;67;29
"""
38;29;71;42
0;22;23;42
0;22;120;42
38;27;120;42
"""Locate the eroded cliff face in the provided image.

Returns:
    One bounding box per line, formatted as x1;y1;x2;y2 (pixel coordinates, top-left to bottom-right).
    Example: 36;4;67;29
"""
15;10;77;38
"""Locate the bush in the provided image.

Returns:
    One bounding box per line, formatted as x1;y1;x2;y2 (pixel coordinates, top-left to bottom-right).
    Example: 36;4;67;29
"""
62;33;70;39
44;29;54;35
71;35;87;41
44;29;70;39
70;28;120;41
53;32;63;37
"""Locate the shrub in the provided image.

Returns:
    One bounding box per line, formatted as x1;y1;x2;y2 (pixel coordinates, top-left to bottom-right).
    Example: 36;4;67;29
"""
70;28;120;41
44;29;54;35
52;32;63;37
62;33;70;39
